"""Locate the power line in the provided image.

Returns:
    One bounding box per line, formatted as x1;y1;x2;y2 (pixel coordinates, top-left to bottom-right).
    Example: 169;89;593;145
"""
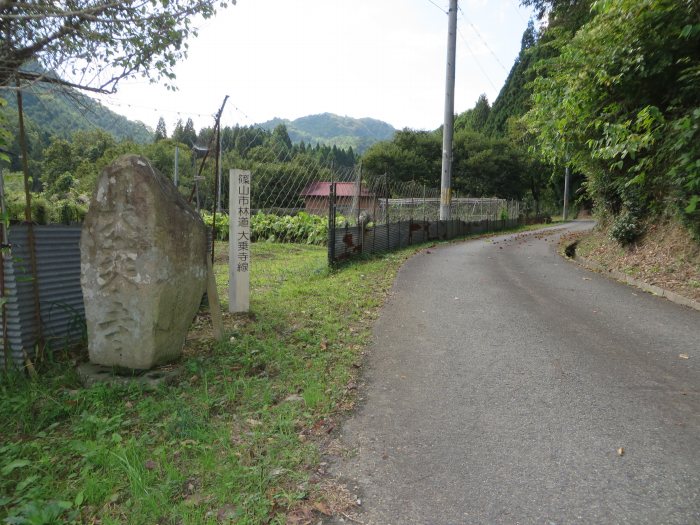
507;0;528;23
456;27;498;92
97;97;213;120
426;0;448;14
457;6;508;73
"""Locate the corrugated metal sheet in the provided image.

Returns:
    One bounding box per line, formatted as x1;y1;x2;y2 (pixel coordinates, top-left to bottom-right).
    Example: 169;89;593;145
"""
1;224;84;368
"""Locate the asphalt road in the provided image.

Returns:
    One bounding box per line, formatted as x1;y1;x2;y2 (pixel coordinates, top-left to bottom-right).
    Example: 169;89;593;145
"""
328;222;700;525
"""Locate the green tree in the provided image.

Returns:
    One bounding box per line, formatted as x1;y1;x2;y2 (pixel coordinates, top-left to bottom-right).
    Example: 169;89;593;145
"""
456;94;491;133
0;97;10;166
484;20;539;137
154;117;168;142
181;118;198;146
41;138;74;190
472;94;491;132
520;0;594;28
362;129;441;186
172;119;185;143
526;0;700;239
271;124;293;152
452;130;528;199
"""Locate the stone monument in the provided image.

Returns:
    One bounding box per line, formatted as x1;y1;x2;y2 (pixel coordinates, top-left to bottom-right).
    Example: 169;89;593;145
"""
81;154;208;370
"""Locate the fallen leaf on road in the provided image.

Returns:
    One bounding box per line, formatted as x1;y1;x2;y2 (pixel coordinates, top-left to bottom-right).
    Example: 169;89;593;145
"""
617;447;625;456
582;277;591;280
287;507;314;525
313;501;332;515
679;354;689;359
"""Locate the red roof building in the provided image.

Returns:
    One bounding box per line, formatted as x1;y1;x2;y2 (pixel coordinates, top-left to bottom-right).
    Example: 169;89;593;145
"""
300;182;377;216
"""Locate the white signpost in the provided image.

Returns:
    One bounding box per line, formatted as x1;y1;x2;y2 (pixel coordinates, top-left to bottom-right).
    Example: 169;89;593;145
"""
229;169;251;312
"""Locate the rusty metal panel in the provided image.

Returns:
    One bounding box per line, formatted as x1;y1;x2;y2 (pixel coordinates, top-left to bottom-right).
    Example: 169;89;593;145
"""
1;224;84;368
328;217;535;264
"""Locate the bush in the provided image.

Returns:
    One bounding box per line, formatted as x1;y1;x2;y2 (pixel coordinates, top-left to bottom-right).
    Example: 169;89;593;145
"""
200;211;229;240
610;210;643;246
49;199;88;224
251;212;329;245
200;211;330;245
3;189;88;225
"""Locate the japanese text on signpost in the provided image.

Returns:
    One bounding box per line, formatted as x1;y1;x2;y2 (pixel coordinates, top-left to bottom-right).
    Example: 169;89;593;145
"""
229;169;251;312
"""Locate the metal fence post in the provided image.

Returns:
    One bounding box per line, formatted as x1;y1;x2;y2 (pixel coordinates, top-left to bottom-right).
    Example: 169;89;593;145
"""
328;182;336;266
386;190;390;253
409;191;413;245
357;172;364;255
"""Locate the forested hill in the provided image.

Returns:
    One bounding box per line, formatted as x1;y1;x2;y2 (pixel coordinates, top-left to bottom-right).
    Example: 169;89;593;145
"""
2;84;152;144
259;113;395;153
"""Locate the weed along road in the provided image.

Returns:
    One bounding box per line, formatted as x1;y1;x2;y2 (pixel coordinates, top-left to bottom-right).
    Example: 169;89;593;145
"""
328;222;700;525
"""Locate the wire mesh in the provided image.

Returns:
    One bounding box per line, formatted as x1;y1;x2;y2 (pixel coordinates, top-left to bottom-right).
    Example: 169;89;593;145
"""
325;173;541;264
193;121;545;261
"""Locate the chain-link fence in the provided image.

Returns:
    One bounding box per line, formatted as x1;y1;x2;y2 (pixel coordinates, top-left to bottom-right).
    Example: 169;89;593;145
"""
321;171;544;264
194;125;547;263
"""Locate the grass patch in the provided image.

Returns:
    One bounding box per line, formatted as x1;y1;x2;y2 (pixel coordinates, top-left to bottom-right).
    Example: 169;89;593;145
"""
1;221;551;524
0;242;410;524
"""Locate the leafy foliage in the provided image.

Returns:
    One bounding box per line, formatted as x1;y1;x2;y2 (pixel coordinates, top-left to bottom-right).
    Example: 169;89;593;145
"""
455;94;491;133
362;121;546;203
484;20;539;137
0;97;10;165
153;117;168;142
362;129;441;186
251;212;330;245
610;208;644;246
0;1;235;92
525;0;700;237
200;211;230;240
202;210;334;245
0;79;152;178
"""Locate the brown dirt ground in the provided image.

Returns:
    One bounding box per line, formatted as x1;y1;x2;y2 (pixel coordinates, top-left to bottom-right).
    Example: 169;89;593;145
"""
566;220;700;302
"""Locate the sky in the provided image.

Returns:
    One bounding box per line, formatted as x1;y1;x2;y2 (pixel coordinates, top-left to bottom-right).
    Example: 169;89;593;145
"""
94;0;535;134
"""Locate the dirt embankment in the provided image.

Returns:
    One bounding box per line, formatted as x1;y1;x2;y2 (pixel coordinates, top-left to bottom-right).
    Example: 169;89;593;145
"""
564;219;700;302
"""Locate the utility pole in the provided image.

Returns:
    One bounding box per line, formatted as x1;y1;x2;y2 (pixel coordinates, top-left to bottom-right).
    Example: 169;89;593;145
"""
440;0;458;221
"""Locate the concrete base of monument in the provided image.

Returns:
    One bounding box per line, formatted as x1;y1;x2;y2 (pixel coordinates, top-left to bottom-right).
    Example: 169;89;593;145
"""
77;362;179;390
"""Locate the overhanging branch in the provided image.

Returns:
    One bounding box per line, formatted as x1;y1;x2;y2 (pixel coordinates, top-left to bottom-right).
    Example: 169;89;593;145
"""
15;70;113;94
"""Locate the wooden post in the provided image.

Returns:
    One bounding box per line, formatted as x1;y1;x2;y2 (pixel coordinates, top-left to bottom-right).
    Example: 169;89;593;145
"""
15;79;43;361
206;258;224;340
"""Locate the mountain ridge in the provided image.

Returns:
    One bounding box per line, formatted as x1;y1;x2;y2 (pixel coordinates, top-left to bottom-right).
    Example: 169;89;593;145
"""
258;112;395;153
1;85;153;144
